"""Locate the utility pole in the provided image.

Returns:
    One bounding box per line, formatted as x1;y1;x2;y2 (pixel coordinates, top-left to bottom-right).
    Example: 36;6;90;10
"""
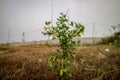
47;0;54;44
22;32;25;43
7;29;10;44
93;23;95;44
51;0;53;28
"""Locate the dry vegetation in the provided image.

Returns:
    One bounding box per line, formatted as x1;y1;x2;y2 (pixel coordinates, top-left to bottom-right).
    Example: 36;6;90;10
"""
0;44;120;80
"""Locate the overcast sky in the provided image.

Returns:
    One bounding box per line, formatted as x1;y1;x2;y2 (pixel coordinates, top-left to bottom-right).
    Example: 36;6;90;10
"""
0;0;120;43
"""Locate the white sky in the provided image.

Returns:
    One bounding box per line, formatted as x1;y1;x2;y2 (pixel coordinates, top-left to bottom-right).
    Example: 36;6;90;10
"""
0;0;120;43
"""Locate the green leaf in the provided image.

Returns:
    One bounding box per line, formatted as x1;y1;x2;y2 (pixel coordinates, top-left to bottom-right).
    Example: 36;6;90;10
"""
45;21;51;25
70;21;73;26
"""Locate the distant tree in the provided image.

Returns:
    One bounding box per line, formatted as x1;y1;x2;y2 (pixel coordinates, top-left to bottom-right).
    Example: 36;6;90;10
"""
100;24;120;47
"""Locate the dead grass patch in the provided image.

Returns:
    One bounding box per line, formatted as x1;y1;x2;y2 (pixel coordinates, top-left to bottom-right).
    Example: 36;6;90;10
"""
0;45;120;80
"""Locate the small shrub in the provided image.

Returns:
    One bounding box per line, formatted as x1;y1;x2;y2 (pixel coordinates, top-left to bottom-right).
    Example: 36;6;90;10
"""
42;12;84;79
99;24;120;47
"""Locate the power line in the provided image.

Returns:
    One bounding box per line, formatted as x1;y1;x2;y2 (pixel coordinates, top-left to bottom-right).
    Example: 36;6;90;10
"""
96;23;112;26
84;23;93;26
25;29;43;34
10;28;43;36
6;23;114;43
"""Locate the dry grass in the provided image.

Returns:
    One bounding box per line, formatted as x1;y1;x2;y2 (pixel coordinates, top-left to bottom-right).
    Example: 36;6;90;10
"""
0;44;120;80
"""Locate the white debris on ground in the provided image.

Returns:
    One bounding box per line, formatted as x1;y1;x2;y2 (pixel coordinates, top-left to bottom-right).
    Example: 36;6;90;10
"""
105;48;110;52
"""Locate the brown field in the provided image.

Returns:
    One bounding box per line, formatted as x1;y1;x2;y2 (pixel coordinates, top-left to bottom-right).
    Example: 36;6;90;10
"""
0;44;120;80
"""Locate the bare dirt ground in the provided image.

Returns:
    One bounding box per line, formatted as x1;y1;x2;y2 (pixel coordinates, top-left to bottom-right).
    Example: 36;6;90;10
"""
0;44;120;80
